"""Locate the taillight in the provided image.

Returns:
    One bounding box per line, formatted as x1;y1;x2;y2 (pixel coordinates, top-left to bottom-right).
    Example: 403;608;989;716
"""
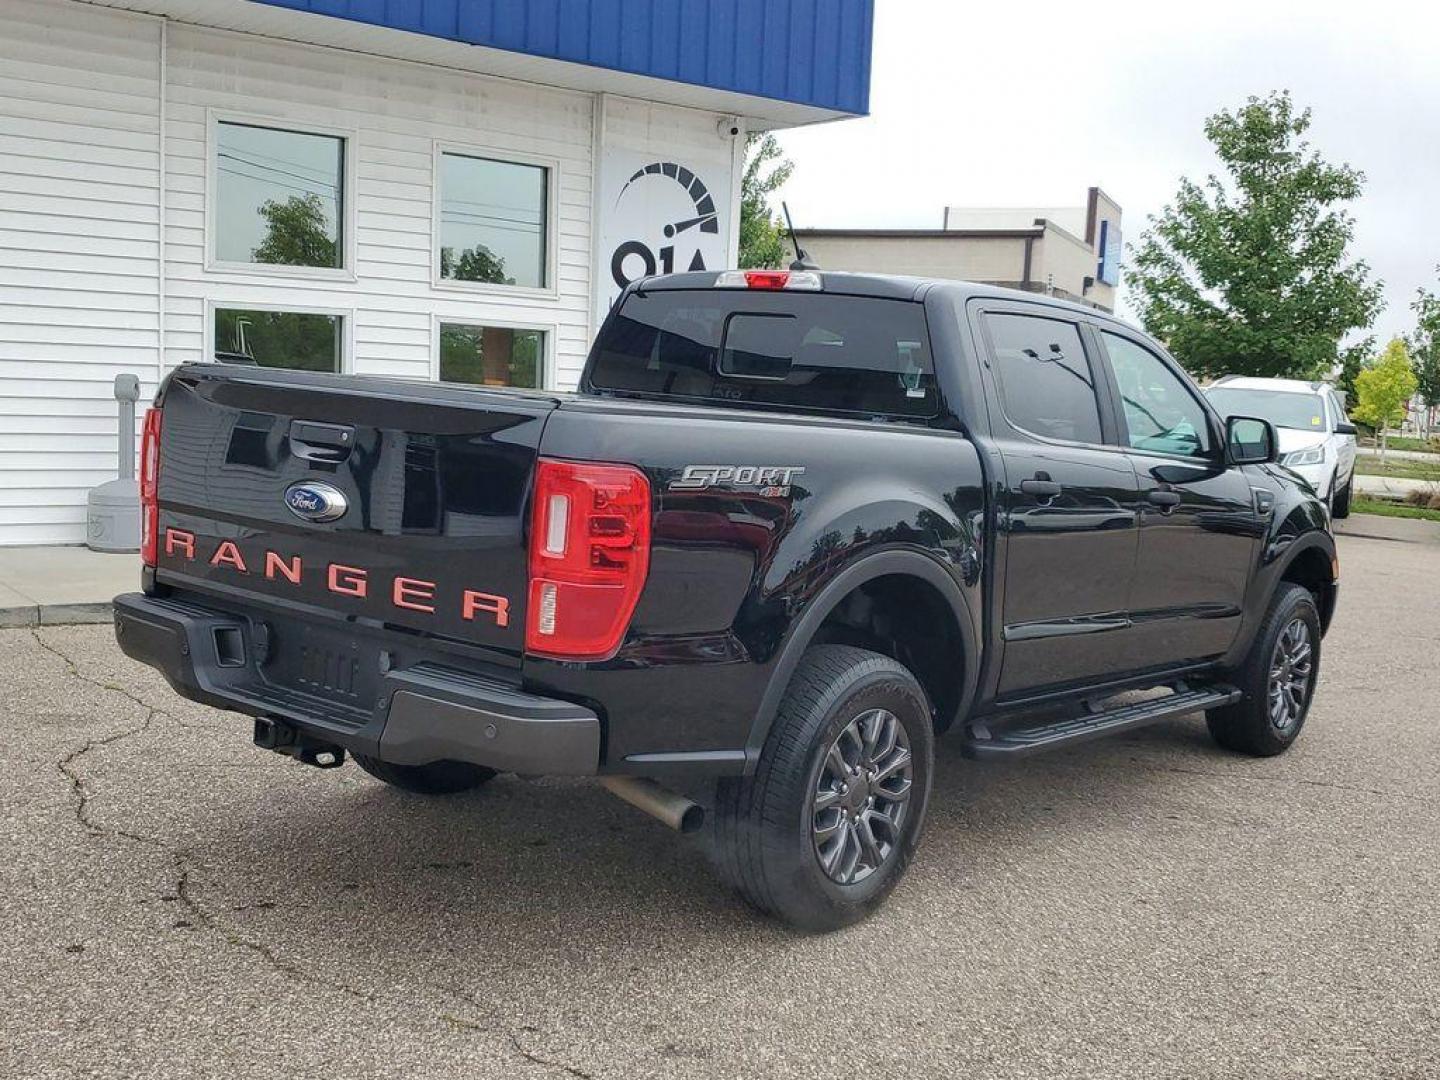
527;459;651;660
139;406;161;566
714;269;822;291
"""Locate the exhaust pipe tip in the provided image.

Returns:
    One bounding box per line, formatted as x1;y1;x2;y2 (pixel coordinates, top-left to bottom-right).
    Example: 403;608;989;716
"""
600;776;705;834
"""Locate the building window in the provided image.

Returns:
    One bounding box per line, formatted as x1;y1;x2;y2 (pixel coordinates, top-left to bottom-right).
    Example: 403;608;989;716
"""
215;308;343;373
437;151;549;290
438;323;545;388
215;121;345;270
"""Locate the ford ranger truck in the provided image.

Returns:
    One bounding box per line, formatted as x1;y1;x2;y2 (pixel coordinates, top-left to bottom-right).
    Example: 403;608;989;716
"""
114;271;1338;931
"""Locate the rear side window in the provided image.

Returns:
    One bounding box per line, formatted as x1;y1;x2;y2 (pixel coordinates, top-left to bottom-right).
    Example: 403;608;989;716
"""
586;291;938;419
984;312;1103;444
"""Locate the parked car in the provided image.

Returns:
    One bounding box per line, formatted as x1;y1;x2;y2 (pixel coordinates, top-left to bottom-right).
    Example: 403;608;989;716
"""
1205;376;1358;517
114;272;1339;931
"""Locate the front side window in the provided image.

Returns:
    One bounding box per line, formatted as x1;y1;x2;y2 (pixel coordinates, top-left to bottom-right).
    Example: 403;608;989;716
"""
1103;332;1212;457
438;323;544;387
214;308;341;372
985;313;1102;444
438;153;548;289
215;122;344;269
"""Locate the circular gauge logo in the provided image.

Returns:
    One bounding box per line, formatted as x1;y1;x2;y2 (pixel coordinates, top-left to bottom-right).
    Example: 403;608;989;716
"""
609;161;721;288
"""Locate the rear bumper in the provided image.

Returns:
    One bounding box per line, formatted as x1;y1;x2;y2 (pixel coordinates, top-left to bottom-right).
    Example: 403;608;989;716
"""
113;592;600;775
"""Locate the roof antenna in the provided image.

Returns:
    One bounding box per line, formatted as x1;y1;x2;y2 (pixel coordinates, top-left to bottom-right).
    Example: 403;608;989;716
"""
782;201;819;271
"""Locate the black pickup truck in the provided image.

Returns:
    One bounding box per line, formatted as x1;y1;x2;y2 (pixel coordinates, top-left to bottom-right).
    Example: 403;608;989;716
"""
115;270;1338;930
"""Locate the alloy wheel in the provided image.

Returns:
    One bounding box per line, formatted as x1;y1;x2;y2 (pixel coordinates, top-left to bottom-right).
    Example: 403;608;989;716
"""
812;708;914;885
1268;617;1314;730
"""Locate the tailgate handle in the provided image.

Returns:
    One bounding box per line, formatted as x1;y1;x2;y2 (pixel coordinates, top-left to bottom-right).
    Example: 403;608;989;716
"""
289;420;355;463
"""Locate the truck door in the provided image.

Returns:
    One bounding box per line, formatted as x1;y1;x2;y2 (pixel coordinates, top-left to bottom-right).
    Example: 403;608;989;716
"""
1094;329;1260;669
974;307;1141;697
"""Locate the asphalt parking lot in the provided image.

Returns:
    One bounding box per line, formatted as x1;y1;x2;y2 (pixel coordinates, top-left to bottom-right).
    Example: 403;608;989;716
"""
3;528;1437;1079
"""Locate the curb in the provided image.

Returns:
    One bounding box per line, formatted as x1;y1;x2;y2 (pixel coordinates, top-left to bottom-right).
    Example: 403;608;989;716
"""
0;602;114;628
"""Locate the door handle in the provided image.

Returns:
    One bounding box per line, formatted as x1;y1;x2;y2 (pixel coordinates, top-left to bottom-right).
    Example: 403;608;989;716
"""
1019;478;1062;498
1147;489;1182;508
289;420;355;464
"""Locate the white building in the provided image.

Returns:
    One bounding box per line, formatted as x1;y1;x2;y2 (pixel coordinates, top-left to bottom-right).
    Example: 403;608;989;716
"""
793;187;1123;314
0;0;873;544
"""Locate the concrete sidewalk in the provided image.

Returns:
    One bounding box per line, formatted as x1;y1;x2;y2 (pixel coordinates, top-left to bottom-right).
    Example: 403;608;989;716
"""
0;545;138;627
1352;471;1438;500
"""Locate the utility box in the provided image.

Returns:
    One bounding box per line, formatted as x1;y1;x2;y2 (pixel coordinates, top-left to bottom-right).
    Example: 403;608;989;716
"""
87;374;142;553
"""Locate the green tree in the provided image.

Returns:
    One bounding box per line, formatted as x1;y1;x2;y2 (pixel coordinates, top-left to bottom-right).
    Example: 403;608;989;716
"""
1129;91;1383;381
1352;338;1418;461
252;193;338;267
1410;274;1440;437
439;244;510;285
1335;336;1373;408
738;132;794;269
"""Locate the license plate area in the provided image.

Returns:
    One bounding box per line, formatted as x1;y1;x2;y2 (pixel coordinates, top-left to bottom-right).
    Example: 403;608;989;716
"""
260;619;381;715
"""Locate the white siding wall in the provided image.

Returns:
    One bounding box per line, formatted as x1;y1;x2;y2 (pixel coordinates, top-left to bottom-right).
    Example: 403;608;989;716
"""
0;0;737;546
0;0;161;544
161;22;596;385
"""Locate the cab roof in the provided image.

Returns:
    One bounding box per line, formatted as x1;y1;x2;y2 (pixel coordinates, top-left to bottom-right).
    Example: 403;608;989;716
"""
630;270;1131;324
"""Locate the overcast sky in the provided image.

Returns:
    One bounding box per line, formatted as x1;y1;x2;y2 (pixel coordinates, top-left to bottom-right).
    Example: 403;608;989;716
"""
773;0;1439;345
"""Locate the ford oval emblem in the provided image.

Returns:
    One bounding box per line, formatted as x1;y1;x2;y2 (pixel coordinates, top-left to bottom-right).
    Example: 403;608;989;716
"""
284;481;348;523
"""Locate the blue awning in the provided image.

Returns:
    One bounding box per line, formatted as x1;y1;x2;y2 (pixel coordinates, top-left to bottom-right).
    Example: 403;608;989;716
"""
251;0;873;116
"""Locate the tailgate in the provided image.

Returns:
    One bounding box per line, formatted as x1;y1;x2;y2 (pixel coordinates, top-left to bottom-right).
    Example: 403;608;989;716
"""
152;365;556;669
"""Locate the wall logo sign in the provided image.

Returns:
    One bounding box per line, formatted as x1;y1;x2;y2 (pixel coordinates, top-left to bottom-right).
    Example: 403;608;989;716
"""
608;161;721;288
595;136;732;331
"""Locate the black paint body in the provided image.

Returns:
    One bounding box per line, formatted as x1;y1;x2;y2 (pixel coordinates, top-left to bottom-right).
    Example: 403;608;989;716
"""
124;274;1337;777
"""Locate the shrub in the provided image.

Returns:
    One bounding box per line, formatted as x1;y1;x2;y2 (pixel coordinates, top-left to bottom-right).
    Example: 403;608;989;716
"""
1403;487;1440;511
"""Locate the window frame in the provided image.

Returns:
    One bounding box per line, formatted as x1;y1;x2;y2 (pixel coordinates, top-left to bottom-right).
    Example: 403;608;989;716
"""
1093;325;1224;463
430;314;557;389
205;109;357;281
973;303;1120;451
431;141;560;300
207;298;354;375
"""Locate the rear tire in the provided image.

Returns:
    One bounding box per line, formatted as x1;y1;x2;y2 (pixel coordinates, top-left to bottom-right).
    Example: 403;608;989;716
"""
1207;583;1321;757
712;645;934;932
1331;472;1352;518
353;756;498;794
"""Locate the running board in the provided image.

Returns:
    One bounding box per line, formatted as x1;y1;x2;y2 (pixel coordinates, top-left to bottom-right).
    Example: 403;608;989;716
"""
962;684;1242;759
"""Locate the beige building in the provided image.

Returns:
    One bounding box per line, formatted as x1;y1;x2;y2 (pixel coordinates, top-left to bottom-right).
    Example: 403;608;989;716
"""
792;187;1123;312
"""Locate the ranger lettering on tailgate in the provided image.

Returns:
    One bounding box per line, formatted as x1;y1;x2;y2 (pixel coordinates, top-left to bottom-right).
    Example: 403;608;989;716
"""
159;528;511;627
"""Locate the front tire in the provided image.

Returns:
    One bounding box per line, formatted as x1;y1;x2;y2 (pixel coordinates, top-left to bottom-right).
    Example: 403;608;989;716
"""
1331;472;1352;518
1207;583;1321;757
713;645;934;932
353;756;498;794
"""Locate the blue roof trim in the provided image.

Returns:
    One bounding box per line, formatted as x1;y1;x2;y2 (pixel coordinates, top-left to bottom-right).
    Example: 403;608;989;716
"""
250;0;872;114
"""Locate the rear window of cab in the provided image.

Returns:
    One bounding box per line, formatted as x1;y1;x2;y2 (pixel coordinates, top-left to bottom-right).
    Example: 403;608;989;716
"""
586;290;939;419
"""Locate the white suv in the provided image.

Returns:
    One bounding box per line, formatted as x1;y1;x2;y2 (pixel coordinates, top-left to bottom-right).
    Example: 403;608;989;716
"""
1205;376;1358;517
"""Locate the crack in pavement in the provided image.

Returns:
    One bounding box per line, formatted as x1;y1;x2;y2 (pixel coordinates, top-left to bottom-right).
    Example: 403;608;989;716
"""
510;1032;598;1079
33;628;376;1005
55;707;159;838
30;625;589;1073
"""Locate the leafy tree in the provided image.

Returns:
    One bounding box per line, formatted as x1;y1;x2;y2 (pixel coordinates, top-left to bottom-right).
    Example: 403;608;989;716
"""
1335;336;1373;408
1352;338;1418;461
439;244;511;285
738;132;794;270
252;193;338;267
1411;274;1440;436
215;309;339;372
1129;91;1383;381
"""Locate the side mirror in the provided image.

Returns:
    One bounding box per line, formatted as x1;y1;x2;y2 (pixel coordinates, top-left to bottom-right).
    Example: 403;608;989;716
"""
1335;420;1357;435
1226;415;1278;465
